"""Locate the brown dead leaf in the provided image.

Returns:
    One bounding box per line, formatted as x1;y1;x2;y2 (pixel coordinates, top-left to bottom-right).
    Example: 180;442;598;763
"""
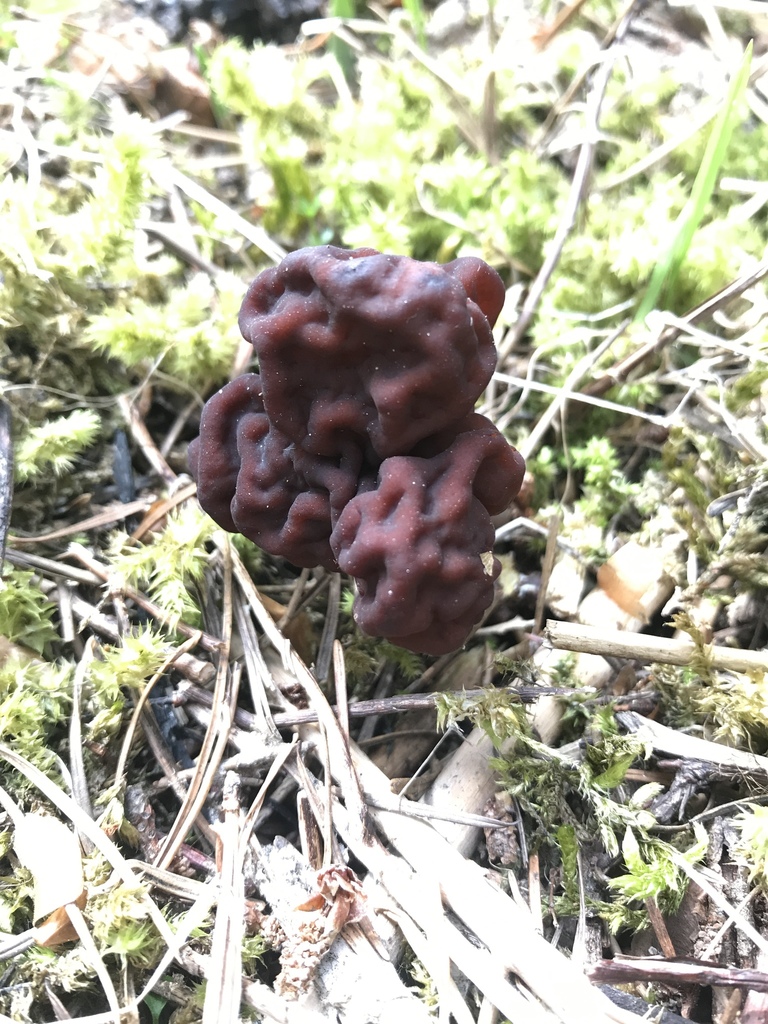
151;48;215;127
34;893;88;948
259;592;315;665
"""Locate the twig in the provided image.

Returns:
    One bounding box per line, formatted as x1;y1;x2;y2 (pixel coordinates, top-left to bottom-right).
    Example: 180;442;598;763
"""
175;681;584;729
493;371;668;426
5;547;102;586
117;393;176;485
130;481;198;542
160;398;200;460
67;542;224;652
65;591;215;685
534;0;593;50
364;794;515;832
645;896;677;958
545;619;768;674
534;0;644;151
276;567;312;629
534;513;560;634
588;955;768;992
138;220;222;278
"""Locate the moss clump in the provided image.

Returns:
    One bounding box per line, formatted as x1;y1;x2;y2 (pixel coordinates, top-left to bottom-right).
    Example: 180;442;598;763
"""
107;505;216;628
0;656;72;771
14;409;101;484
0;569;59;654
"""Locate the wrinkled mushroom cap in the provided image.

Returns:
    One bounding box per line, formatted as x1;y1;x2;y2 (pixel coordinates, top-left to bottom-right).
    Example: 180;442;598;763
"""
190;246;525;654
238;245;503;459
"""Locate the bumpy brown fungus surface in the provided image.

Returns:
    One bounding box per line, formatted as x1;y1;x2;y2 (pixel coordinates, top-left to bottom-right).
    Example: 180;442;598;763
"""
190;245;525;655
189;373;338;569
238;246;503;459
331;416;523;656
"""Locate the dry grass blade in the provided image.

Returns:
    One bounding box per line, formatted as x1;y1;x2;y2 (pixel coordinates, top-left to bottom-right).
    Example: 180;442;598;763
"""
0;743;175;946
152;165;286;264
617;710;768;776
9;497;155;545
670;853;768;960
342;747;647;1024
115;631;203;784
516;322;630;462
493;371;669;426
0;399;15;563
130;482;198;541
603;50;768;191
64;904;121;1020
203;772;245;1024
157;541;234;869
229;544;371;843
509;0;644;345
584;255;768;397
69;637;96;821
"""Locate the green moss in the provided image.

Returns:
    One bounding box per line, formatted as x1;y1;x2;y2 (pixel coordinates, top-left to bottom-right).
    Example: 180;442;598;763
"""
107;504;215;628
735;806;768;888
602;68;680;144
570;437;640;525
0;656;72;772
0;569;59;653
436;687;531;749
726;366;768;412
2;946;94;1022
85;273;244;391
14;408;101;484
88;626;169;702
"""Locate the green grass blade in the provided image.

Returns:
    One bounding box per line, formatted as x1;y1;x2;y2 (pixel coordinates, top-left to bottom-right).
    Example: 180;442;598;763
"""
636;41;752;321
329;0;357;82
402;0;427;48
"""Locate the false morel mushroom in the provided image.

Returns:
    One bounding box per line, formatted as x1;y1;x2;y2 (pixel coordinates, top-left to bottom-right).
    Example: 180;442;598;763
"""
189;245;525;654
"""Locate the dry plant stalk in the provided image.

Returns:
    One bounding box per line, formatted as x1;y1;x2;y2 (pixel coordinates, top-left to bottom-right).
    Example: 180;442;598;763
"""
545;619;768;675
